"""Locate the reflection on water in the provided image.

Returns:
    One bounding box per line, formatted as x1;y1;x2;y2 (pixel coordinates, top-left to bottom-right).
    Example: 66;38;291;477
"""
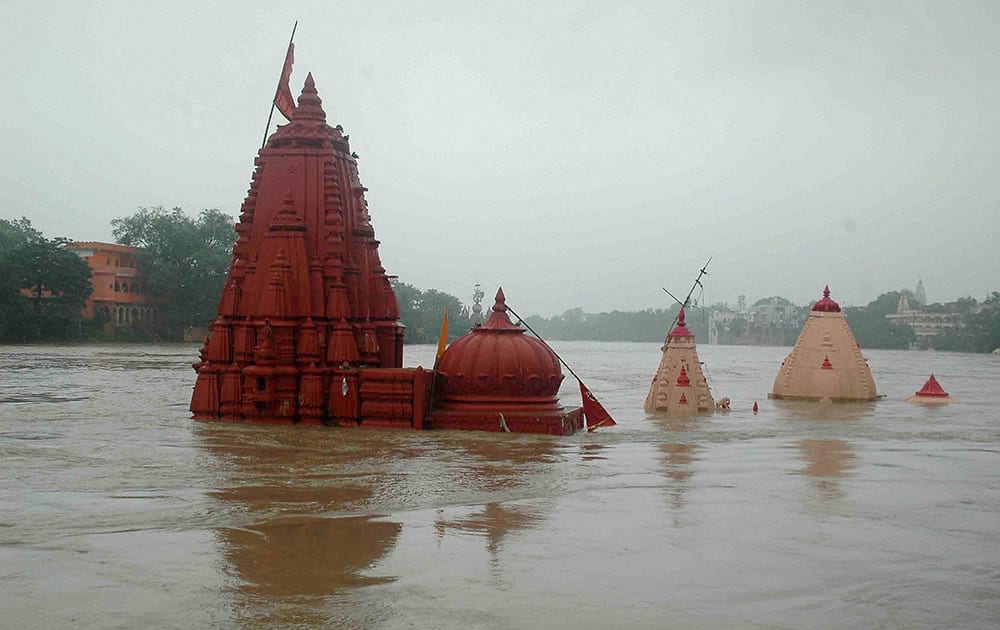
222;515;401;628
578;443;606;461
796;439;856;501
200;422;406;627
772;399;878;423
660;443;698;485
199;420;567;627
449;434;561;494
435;502;545;554
660;442;699;519
432;436;558;561
647;414;703;516
2;343;999;629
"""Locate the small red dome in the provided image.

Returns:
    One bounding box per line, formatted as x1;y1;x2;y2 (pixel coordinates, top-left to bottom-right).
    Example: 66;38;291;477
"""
812;285;841;313
915;374;949;397
437;288;563;406
668;307;694;338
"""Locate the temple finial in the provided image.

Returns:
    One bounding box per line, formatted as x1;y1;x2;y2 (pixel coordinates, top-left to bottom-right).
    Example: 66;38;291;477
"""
812;284;841;313
493;287;506;312
293;72;326;121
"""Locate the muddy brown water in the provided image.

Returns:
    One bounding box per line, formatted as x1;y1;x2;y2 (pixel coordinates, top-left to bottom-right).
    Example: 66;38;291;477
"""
1;343;998;628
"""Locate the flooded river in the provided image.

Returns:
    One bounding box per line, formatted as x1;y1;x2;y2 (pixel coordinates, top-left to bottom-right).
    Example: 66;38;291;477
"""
1;342;998;628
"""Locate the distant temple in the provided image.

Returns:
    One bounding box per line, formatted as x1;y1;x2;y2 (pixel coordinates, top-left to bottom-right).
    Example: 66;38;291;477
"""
66;242;156;328
769;286;880;402
885;281;959;345
469;283;486;327
914;278;926;306
190;74;584;434
645;308;715;413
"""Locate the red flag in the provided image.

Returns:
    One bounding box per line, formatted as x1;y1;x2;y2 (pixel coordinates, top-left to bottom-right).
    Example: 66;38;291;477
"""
275;42;296;120
580;381;616;431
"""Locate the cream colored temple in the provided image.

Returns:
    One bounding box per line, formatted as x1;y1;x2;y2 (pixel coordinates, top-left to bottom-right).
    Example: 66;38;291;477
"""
645;308;715;413
769;286;880;402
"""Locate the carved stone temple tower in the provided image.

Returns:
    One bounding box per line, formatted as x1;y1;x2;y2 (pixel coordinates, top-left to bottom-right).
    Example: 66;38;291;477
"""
645;308;715;413
190;74;407;424
769;286;880;403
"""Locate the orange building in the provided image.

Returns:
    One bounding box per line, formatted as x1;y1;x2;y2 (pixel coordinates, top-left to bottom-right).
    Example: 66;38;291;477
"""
66;242;156;326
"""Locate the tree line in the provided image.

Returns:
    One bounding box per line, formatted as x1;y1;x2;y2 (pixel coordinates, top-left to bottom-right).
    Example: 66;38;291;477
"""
0;218;93;342
2;208;999;353
521;292;1000;353
0;208;477;345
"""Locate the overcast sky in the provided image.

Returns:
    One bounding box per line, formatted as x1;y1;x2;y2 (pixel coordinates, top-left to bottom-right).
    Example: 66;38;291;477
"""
2;1;998;316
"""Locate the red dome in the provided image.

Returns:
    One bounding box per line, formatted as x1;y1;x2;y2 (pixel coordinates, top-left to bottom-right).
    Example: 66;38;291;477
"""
812;285;841;312
915;374;949;397
437;288;563;406
668;307;694;338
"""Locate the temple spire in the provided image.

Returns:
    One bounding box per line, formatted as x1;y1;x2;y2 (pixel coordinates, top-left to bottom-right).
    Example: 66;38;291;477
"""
482;287;519;331
493;287;507;312
292;72;326;122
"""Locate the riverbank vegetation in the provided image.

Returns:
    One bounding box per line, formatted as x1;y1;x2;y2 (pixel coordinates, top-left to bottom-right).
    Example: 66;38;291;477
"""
2;211;998;353
0;218;93;342
111;206;233;339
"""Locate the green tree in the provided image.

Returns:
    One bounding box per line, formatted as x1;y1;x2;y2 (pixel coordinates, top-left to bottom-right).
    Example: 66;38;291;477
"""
0;217;43;254
391;280;471;343
0;217;92;342
111;206;235;336
0;217;37;340
961;292;1000;353
844;291;916;350
753;296;792;307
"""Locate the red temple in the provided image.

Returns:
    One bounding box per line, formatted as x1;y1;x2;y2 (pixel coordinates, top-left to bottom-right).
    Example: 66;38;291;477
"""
906;374;953;404
191;74;583;434
432;288;583;434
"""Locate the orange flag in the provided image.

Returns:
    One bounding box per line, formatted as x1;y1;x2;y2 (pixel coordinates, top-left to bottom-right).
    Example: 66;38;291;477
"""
275;42;296;120
434;309;449;367
580;381;616;431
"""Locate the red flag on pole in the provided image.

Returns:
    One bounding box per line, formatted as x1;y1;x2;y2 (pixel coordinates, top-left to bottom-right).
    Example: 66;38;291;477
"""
275;42;296;120
580;381;616;431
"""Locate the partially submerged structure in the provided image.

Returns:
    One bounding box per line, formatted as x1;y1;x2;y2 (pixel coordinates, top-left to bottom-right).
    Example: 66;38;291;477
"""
906;374;953;404
769;286;880;403
645;308;715;413
190;74;585;434
433;288;583;433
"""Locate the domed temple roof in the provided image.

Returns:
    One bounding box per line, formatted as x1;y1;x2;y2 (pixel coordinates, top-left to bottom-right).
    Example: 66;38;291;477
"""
769;286;879;402
437;288;563;406
811;285;841;313
431;288;582;434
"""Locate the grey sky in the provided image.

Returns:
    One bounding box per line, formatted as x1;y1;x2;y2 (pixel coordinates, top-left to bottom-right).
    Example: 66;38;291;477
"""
2;1;998;316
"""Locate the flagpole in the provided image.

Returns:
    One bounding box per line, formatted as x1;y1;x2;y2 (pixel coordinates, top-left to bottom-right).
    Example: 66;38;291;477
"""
660;257;712;334
261;20;298;150
504;303;583;383
504;303;595;431
428;308;449;409
505;304;615;431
